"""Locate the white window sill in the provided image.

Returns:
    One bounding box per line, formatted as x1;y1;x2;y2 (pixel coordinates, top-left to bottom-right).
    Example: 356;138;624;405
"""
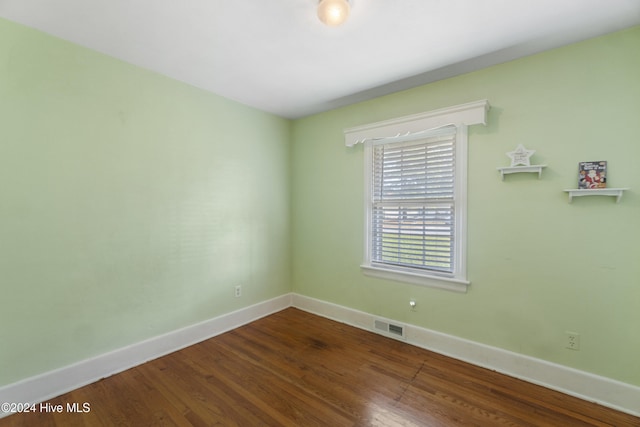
361;264;469;293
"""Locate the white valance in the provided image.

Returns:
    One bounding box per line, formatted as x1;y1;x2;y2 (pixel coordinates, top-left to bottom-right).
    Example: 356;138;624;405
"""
344;99;490;147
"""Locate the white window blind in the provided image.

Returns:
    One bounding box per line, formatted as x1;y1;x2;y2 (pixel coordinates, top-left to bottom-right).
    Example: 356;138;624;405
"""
370;126;456;274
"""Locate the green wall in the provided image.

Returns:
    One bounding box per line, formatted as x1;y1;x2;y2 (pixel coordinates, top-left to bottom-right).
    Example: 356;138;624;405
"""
1;14;639;392
291;27;640;386
0;19;290;386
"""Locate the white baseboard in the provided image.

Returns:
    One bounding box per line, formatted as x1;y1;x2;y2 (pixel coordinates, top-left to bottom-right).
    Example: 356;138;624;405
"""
3;292;638;419
291;293;640;417
0;294;292;419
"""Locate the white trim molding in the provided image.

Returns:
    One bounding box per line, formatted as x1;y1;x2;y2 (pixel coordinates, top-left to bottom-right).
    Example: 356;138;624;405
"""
0;294;292;419
291;293;640;417
3;292;638;419
361;264;469;293
344;99;490;147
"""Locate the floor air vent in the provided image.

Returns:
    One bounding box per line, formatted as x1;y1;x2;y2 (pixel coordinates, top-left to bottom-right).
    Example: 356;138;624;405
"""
373;318;406;340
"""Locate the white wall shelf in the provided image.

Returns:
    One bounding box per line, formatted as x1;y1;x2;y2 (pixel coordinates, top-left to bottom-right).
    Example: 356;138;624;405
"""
497;165;546;180
563;188;629;203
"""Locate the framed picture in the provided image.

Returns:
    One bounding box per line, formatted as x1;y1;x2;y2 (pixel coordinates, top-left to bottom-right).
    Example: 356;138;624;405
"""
578;161;607;189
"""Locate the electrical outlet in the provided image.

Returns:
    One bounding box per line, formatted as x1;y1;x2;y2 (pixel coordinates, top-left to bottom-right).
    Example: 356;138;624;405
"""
565;331;580;350
234;285;242;298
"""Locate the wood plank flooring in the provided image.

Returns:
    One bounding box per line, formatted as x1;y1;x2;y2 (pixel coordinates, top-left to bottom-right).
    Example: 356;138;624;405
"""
1;308;638;426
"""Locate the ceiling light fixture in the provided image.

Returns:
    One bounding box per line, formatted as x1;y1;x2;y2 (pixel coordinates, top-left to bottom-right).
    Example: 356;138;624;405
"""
317;0;351;27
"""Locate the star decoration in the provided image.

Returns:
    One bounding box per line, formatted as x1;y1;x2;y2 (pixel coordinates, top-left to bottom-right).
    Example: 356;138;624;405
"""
506;144;535;167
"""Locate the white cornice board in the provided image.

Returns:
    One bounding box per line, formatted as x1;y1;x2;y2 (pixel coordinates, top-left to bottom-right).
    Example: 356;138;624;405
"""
344;100;490;147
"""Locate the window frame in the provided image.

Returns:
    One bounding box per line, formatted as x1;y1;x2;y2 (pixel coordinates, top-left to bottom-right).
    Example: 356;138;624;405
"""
344;100;490;293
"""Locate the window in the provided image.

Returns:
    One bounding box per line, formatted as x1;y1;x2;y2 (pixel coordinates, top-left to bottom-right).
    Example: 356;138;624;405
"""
365;126;467;291
370;127;459;272
344;100;489;292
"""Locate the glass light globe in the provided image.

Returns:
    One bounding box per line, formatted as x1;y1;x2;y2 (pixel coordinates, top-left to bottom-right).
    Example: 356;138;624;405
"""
318;0;350;27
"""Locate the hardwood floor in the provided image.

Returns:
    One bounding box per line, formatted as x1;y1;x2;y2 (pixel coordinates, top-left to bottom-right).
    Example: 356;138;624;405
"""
1;308;638;426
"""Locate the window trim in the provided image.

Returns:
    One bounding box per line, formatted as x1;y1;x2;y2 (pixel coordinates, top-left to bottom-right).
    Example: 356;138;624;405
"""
345;100;490;293
344;100;490;147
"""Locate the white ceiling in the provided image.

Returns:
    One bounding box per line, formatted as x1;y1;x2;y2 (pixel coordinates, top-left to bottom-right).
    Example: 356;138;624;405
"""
1;0;639;118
